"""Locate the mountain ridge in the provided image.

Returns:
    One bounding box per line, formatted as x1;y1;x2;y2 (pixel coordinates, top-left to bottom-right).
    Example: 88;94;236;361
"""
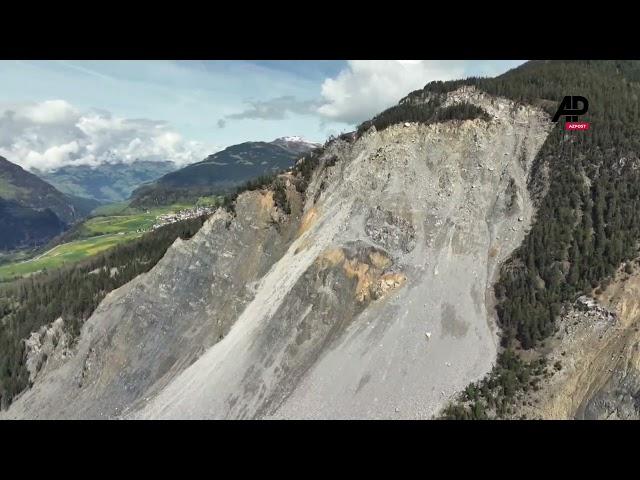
35;160;178;204
0;156;99;250
130;137;319;206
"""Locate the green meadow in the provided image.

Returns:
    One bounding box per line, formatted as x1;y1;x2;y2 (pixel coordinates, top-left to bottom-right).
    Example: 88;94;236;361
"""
0;232;141;281
82;206;179;236
0;202;195;282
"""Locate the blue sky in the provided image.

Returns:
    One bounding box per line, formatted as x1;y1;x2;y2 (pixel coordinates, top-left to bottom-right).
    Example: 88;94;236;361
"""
0;60;525;171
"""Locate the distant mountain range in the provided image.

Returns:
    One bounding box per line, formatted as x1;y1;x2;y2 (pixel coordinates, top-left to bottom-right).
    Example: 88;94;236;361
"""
35;160;178;204
0;156;99;250
131;137;319;206
1;137;318;249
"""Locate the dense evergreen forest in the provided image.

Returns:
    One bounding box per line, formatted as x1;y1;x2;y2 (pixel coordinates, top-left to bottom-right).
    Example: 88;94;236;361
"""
479;61;640;349
130;184;221;207
357;101;491;136
429;60;640;418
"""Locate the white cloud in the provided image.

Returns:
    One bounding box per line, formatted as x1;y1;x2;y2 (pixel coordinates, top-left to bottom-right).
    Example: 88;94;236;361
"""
19;99;79;124
0;100;214;172
316;60;470;125
213;61;474;130
24;141;81;169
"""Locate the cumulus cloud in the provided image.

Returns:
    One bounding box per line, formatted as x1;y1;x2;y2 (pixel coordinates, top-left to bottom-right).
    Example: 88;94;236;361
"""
20;99;80;124
0;100;212;172
218;61;508;129
316;60;471;125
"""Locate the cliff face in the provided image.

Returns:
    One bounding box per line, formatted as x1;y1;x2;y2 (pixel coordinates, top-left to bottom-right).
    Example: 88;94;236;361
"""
2;88;552;419
579;274;640;419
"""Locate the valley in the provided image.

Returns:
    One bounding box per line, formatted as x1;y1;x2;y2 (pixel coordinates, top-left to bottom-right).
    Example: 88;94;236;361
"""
35;160;179;204
0;201;217;282
0;232;141;281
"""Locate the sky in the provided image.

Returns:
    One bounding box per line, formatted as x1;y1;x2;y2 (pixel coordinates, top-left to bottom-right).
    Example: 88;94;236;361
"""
0;60;525;171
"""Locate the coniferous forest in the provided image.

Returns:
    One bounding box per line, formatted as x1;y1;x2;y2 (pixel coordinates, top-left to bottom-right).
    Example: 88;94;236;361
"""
434;60;640;418
357;100;491;136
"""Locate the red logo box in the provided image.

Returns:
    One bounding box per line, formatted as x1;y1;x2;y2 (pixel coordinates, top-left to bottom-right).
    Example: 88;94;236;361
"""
565;122;590;131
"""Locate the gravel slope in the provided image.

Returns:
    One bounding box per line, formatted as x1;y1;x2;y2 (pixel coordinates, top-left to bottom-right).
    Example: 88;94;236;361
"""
136;88;552;419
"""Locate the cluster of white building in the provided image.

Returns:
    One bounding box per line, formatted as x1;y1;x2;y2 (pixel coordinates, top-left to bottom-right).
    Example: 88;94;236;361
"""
150;206;216;230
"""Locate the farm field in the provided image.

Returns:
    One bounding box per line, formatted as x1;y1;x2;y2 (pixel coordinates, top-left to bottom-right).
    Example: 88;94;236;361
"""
80;204;189;237
0;203;194;281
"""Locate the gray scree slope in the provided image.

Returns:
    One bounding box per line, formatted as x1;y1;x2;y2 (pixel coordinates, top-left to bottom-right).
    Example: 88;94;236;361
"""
2;88;552;419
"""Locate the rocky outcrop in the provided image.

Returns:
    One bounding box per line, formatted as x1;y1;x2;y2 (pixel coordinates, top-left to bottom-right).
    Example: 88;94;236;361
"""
24;318;72;384
579;276;640;419
513;265;640;420
2;87;553;419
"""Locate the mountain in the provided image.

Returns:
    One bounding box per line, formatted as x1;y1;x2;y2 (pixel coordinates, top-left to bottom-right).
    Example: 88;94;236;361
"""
130;137;319;206
0;82;546;417
0;156;99;250
0;198;66;251
35;160;178;204
3;61;640;419
271;136;321;155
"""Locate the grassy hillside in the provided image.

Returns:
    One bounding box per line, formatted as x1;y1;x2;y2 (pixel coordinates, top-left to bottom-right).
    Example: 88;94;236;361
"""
0;232;141;281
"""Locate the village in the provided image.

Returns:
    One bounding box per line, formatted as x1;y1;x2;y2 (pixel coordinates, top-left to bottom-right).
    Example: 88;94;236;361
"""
148;206;217;231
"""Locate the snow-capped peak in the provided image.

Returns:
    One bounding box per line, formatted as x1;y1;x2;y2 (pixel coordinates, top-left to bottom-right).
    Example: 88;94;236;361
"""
273;136;319;146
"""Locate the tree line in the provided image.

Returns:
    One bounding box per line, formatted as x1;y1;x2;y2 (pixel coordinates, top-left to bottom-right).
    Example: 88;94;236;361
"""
356;100;491;137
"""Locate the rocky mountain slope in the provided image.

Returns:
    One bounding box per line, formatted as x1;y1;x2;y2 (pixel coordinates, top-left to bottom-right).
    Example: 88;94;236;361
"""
130;137;319;206
510;264;640;419
1;87;553;419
